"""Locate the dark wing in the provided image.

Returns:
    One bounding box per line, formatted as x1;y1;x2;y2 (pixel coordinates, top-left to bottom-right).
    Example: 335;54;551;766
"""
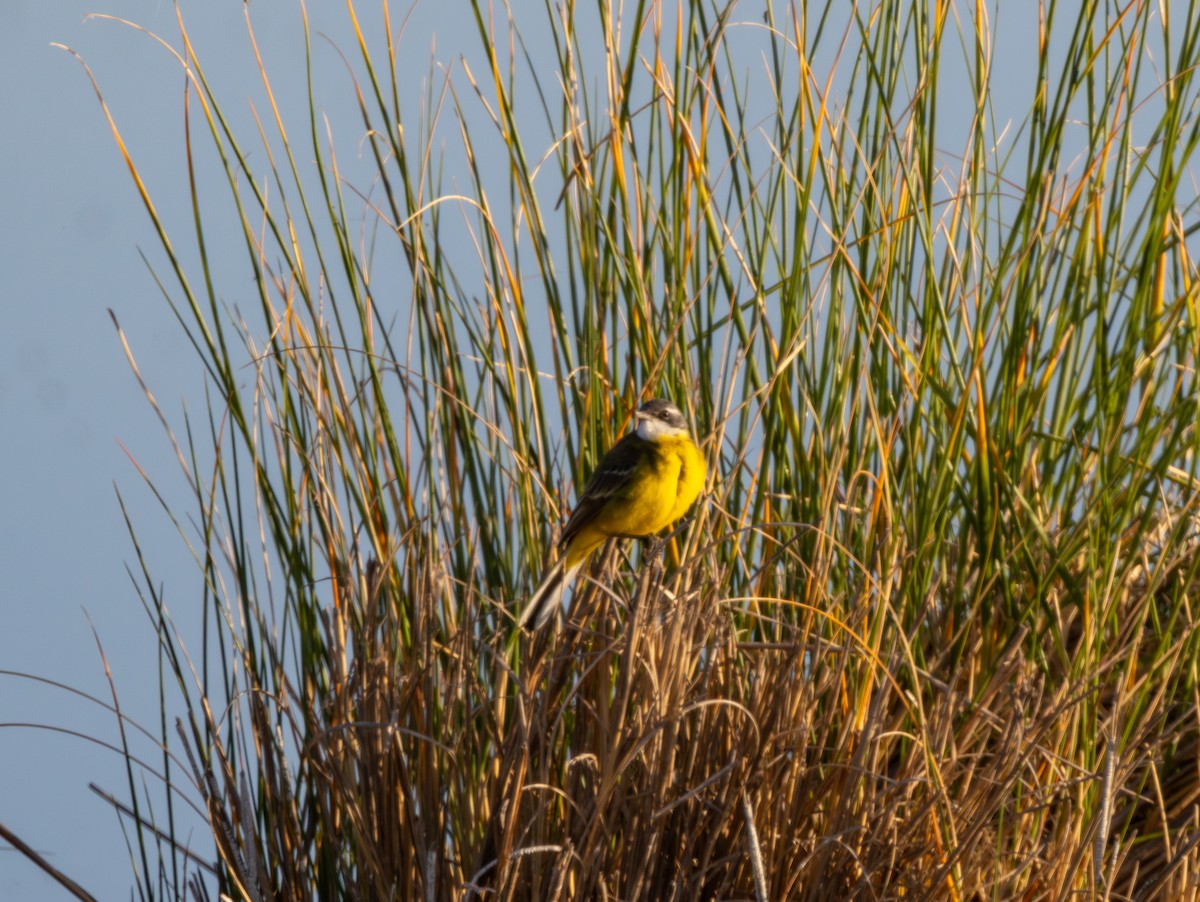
558;432;646;548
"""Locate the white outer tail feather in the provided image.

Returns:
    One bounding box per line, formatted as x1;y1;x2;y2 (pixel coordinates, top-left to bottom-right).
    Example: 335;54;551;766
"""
519;558;584;631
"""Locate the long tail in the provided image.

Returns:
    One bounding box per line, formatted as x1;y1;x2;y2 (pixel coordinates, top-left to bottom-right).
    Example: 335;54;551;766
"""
519;558;584;632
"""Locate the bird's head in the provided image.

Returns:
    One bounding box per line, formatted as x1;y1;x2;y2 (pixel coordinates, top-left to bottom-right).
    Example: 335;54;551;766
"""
634;398;690;440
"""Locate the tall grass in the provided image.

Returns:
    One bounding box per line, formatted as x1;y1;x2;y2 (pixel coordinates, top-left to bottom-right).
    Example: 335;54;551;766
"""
40;0;1200;897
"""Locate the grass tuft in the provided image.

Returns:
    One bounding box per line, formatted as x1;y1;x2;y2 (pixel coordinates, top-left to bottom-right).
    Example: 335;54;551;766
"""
35;0;1200;898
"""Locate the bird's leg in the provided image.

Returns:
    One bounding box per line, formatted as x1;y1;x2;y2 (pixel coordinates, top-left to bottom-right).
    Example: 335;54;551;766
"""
650;533;667;562
644;534;666;590
627;535;667;624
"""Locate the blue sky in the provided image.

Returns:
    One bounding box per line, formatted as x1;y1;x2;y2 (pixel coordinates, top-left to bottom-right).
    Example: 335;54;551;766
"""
0;3;474;897
3;4;194;898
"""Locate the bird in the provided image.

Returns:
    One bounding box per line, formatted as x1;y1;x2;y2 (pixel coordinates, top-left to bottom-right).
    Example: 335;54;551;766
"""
519;397;706;632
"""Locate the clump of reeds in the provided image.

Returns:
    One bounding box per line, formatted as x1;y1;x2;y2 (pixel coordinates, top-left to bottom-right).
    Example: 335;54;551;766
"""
30;0;1200;898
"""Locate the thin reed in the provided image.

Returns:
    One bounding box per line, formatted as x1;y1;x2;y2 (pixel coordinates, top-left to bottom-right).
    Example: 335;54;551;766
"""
38;0;1200;898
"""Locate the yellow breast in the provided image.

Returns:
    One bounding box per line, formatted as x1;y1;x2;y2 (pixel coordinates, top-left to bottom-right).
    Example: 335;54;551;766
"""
660;434;705;523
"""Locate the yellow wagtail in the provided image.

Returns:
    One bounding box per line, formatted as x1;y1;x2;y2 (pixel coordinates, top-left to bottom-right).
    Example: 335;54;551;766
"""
519;397;706;631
